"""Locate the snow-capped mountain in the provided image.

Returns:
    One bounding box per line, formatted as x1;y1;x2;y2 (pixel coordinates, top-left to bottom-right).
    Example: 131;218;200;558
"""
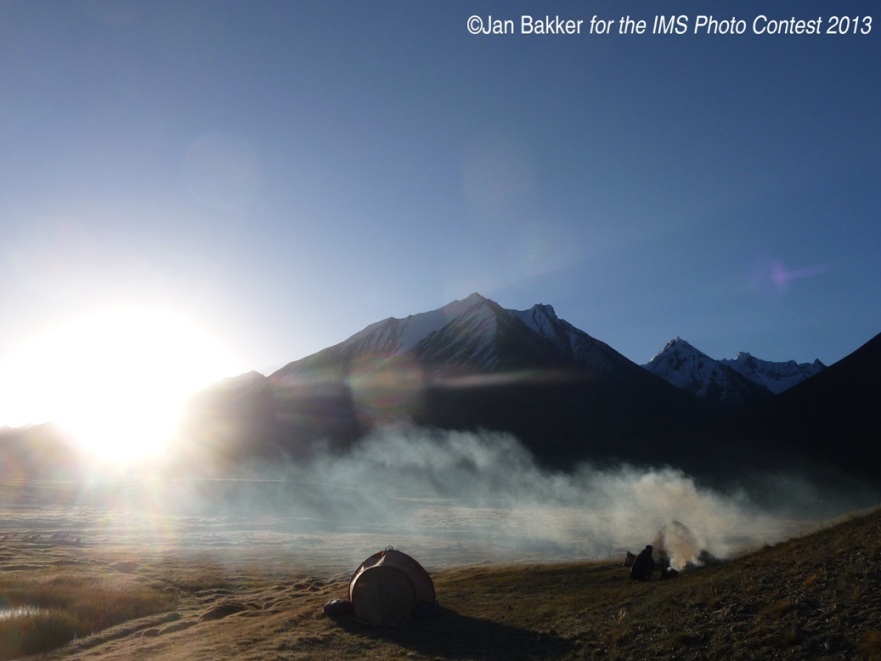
249;293;700;466
167;296;879;485
201;296;828;422
644;338;825;404
643;338;771;405
272;292;642;381
720;352;825;394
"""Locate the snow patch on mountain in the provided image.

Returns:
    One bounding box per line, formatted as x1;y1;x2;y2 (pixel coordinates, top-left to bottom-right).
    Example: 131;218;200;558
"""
275;292;825;403
643;338;769;404
720;352;825;394
644;338;827;403
412;295;503;372
273;292;639;381
511;303;634;374
348;292;487;356
514;303;560;338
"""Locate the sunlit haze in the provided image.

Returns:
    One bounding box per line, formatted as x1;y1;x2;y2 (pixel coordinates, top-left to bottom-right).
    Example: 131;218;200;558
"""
0;307;243;464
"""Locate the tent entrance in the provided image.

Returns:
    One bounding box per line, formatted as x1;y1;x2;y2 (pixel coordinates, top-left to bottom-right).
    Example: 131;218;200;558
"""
350;565;416;626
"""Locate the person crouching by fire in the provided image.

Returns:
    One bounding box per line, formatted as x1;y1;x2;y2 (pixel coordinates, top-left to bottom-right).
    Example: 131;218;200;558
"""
630;545;655;581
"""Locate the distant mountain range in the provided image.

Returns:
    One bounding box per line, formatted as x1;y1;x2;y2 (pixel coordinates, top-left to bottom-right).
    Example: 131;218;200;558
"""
4;293;880;490
643;337;825;405
720;351;826;394
181;293;698;467
175;293;879;483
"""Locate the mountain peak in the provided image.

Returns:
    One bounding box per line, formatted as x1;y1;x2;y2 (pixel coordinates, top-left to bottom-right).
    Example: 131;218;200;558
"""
645;338;827;402
531;302;558;316
652;337;699;362
434;292;493;317
273;293;640;382
513;302;560;337
644;338;769;405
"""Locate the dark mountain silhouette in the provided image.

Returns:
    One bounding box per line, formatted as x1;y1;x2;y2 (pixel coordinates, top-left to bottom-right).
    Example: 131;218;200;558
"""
173;296;880;488
727;331;881;485
0;423;83;479
7;294;876;492
176;294;716;472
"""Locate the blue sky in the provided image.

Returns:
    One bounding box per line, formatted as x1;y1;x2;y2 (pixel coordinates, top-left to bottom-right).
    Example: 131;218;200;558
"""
2;0;879;392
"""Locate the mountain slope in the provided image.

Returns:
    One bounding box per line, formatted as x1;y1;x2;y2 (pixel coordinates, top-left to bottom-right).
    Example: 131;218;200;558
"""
184;293;707;470
0;423;83;479
272;293;643;380
643;338;771;405
720;352;825;394
644;338;826;404
733;331;881;483
176;295;879;487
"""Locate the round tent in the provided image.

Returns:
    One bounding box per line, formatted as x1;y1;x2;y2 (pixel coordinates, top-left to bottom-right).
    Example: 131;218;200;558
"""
348;547;436;626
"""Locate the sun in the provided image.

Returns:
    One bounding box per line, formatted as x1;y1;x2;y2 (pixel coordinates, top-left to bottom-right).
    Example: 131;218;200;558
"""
0;307;242;468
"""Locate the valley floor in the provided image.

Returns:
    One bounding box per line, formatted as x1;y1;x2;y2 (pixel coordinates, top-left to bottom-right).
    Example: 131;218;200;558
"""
0;504;880;659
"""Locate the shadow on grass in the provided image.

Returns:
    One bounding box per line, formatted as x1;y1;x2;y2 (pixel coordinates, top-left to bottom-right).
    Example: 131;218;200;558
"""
332;606;574;659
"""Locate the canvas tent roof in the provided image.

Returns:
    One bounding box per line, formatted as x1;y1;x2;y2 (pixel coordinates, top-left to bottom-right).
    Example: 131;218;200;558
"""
348;547;436;627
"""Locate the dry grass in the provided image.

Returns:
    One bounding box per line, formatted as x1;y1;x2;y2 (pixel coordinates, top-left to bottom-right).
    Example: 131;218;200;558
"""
1;507;880;659
0;566;178;659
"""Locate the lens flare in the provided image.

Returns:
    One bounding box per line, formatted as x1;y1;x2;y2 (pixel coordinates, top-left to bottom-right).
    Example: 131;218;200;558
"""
0;307;242;468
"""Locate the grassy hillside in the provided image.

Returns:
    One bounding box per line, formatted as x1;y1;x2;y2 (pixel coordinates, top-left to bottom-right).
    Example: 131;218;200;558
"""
2;506;880;659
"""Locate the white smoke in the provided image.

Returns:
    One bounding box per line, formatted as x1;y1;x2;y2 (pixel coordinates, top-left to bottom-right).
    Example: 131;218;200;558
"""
201;426;859;565
49;426;871;569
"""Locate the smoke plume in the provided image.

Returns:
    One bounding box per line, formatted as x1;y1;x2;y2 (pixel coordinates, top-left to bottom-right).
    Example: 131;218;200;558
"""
175;426;871;566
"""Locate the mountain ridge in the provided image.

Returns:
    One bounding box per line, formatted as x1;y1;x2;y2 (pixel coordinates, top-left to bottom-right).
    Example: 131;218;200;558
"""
271;292;643;381
204;293;876;485
184;292;706;471
720;351;825;394
271;293;826;403
642;336;825;404
5;293;878;491
643;337;772;405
